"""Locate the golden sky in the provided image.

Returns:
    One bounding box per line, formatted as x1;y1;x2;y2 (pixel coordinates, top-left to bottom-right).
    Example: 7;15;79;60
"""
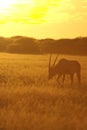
0;0;87;39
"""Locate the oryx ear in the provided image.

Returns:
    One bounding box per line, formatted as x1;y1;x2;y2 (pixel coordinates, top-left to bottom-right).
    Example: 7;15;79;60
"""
52;54;59;66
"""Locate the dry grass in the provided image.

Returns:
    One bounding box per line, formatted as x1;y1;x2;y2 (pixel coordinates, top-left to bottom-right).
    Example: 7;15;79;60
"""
0;53;87;130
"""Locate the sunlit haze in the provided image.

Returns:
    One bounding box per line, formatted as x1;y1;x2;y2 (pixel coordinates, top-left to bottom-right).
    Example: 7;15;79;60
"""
0;0;87;39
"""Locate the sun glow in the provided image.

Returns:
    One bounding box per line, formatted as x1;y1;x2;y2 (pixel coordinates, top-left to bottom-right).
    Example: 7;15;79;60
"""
0;0;59;24
0;0;17;12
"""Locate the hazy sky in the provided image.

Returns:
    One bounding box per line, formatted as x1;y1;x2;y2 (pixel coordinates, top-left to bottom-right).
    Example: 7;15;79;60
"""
0;0;87;39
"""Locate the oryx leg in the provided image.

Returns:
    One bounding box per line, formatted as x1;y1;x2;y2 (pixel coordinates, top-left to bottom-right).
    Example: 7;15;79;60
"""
62;74;65;86
77;71;81;84
70;74;74;84
57;74;62;86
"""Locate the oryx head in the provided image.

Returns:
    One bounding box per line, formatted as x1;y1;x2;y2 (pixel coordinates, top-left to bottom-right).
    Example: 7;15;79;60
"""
48;54;59;80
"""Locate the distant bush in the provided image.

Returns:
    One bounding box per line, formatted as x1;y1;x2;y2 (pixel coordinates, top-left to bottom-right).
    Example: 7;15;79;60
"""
8;37;40;54
0;35;87;55
0;37;9;52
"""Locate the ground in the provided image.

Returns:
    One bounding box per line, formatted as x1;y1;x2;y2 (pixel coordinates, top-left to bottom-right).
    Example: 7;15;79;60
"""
0;53;87;130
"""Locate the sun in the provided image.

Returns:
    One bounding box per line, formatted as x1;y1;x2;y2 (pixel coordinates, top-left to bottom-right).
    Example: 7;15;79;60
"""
0;0;17;12
0;0;59;24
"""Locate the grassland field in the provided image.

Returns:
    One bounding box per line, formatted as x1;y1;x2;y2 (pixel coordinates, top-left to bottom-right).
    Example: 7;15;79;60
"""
0;53;87;130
